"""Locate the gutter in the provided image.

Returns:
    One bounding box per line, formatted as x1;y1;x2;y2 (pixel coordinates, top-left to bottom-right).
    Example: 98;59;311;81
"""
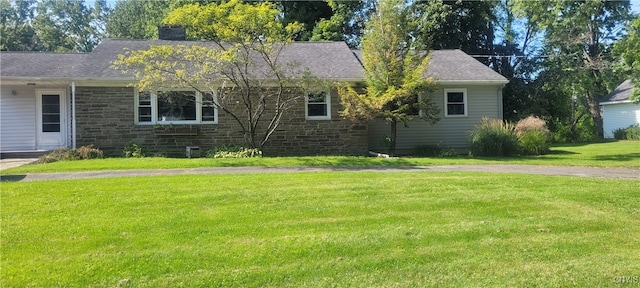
600;100;635;106
71;81;76;149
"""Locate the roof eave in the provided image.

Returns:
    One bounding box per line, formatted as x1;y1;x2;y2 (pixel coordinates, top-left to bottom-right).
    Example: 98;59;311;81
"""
436;79;509;85
600;100;635;105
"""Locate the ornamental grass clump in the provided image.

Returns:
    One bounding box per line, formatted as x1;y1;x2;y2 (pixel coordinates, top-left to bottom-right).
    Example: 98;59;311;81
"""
515;116;551;155
469;117;519;157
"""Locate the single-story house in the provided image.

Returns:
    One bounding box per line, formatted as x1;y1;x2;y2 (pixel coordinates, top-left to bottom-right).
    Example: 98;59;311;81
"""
1;37;507;157
601;79;640;138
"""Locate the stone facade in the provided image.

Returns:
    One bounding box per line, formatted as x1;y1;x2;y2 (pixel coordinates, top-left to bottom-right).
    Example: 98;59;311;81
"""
75;87;368;157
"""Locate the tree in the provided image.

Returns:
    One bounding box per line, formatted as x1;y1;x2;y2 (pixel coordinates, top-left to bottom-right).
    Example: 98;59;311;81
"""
32;0;110;52
338;0;439;155
615;16;640;103
113;0;312;150
106;0;180;39
0;0;38;51
415;0;496;63
309;0;375;48
491;0;547;122
514;0;632;138
277;1;333;41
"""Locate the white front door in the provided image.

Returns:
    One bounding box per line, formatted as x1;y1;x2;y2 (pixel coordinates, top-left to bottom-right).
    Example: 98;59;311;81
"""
36;89;67;150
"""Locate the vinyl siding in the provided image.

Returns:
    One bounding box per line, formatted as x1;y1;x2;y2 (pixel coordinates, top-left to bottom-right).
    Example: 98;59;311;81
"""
602;102;640;138
1;86;37;151
368;85;503;152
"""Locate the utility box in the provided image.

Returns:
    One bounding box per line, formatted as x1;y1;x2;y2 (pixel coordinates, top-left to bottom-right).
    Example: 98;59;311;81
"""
186;146;201;158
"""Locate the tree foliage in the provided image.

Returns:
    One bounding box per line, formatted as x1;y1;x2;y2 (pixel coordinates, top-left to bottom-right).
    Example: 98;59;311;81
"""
1;0;109;52
513;0;631;138
615;16;640;103
309;0;374;48
0;0;37;51
105;0;172;39
34;0;110;52
338;0;439;155
113;0;312;150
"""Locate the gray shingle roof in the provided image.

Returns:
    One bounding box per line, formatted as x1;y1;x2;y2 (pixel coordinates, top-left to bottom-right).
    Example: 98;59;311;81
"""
1;40;506;83
79;39;365;80
0;52;85;78
351;49;507;83
603;79;634;102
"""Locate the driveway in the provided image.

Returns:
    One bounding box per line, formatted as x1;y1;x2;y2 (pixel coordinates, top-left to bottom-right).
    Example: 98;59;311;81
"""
1;165;638;182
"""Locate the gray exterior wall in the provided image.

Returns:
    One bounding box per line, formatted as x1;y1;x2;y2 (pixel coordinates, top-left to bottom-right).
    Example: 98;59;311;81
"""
75;87;368;157
368;84;504;154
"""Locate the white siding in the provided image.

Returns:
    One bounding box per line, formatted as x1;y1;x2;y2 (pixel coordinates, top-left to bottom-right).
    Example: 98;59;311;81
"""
602;102;640;138
368;84;503;152
1;86;37;151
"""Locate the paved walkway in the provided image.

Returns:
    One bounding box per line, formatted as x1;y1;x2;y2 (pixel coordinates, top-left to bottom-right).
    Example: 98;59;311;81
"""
0;158;38;171
1;164;638;182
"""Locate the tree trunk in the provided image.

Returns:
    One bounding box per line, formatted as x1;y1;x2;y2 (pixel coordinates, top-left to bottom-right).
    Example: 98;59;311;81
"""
390;118;397;156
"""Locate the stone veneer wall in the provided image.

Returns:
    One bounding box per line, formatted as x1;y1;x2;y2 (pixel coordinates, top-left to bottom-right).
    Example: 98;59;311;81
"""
75;87;368;157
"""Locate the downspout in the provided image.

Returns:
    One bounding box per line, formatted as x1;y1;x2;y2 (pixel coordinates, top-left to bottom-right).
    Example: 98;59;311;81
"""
72;81;77;149
498;84;505;120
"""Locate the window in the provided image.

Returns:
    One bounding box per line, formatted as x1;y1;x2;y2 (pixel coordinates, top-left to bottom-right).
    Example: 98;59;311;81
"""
42;94;61;132
306;90;331;120
444;89;467;117
135;90;218;124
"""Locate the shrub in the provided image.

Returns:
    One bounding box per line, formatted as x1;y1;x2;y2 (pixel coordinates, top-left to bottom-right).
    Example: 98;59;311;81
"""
613;124;640;140
206;145;262;158
613;128;627;140
37;145;104;163
515;116;550;138
123;141;145;158
515;116;551;155
518;131;550;155
412;144;457;157
37;147;77;163
627;125;640;140
469;117;519;157
75;144;104;159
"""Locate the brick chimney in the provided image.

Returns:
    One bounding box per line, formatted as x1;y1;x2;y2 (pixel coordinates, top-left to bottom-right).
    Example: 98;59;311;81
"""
158;26;186;40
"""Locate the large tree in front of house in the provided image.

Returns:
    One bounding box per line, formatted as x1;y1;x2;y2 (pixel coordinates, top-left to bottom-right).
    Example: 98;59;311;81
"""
113;0;314;150
338;0;439;155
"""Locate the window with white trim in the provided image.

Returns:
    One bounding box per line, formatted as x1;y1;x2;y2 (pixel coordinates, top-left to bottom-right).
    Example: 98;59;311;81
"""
135;90;218;124
305;90;331;120
444;88;467;117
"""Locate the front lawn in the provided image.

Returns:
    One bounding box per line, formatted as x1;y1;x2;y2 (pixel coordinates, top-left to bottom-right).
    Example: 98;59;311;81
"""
2;141;639;174
2;172;639;287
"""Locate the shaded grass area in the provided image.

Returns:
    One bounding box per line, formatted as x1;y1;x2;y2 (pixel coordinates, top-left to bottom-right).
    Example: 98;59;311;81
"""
2;172;639;287
2;141;639;175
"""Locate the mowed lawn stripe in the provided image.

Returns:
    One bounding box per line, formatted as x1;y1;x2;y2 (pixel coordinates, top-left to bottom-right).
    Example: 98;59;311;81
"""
2;172;639;287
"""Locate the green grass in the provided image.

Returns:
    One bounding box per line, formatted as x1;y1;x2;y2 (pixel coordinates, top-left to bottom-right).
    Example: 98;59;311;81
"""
2;141;639;174
2;172;639;287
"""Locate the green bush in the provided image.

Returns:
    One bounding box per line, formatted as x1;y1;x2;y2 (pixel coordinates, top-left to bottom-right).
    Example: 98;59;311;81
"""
469;118;519;157
206;145;262;158
628;125;640;140
515;116;551;155
37;145;104;163
613;124;640;140
518;131;550;155
123;141;145;158
613;128;626;140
